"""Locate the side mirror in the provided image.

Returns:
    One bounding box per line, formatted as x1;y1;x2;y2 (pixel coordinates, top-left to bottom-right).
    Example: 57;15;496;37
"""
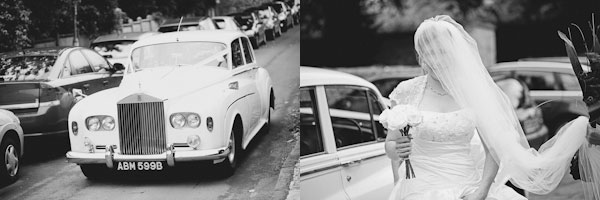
72;88;87;103
113;63;125;71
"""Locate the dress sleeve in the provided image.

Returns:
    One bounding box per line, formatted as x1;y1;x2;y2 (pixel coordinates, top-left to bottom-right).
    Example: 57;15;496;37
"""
388;75;426;107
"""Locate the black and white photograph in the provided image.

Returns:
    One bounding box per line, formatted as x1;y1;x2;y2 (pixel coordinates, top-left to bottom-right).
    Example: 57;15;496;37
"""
0;0;300;199
300;0;600;200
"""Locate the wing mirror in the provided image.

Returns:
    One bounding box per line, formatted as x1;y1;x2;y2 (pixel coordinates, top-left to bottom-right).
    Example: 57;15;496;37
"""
72;88;87;103
113;63;125;71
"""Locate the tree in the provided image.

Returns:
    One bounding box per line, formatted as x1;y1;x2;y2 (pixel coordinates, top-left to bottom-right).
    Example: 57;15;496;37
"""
0;0;31;52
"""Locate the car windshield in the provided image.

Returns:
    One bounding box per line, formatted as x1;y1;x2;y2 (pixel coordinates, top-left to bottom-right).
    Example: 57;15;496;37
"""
131;42;227;70
0;55;57;82
91;40;135;59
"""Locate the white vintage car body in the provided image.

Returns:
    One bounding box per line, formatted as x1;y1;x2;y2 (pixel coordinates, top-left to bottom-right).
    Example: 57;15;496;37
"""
300;67;394;199
66;30;273;175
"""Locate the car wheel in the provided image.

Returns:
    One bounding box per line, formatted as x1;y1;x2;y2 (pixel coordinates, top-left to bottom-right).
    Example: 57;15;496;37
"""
261;92;275;135
0;136;19;183
267;30;275;41
80;164;109;180
262;33;268;45
216;125;241;177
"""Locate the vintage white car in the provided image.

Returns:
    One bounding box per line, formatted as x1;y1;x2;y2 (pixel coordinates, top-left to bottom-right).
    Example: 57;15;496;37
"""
300;67;394;199
66;30;274;178
0;109;23;183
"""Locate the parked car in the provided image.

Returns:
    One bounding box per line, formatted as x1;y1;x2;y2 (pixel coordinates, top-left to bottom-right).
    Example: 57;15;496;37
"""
212;16;242;31
368;68;548;148
263;2;294;31
285;0;301;24
494;77;548;150
245;5;282;40
0;109;23;183
66;30;274;178
229;12;267;49
300;66;393;200
158;16;219;33
488;61;595;137
90;32;159;66
0;47;124;137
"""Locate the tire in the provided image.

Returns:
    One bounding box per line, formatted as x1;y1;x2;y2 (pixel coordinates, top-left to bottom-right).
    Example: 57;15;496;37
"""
262;33;268;45
267;30;275;41
0;136;20;184
80;164;110;180
216;124;241;177
261;92;274;134
281;21;288;32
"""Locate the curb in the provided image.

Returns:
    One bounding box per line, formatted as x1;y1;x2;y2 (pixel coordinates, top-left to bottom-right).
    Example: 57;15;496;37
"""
272;131;300;200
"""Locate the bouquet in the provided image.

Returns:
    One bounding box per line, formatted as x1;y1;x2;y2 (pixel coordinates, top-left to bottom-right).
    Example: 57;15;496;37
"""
379;104;423;179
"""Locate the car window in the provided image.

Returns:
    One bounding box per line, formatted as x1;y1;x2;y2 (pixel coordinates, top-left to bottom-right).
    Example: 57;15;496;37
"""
241;37;254;64
325;85;377;149
558;73;581;91
514;71;557;91
231;38;244;68
68;50;94;75
372;78;406;97
368;90;386;139
81;49;109;72
300;87;325;157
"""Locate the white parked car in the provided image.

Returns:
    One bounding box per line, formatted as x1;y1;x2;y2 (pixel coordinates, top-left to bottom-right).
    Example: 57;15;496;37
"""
0;109;24;183
300;67;393;200
66;30;274;178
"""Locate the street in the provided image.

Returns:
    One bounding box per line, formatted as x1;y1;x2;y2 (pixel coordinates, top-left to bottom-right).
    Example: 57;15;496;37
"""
0;26;300;200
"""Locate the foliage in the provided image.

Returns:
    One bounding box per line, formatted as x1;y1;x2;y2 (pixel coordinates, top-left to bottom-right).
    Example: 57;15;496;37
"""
0;0;31;52
117;0;215;20
24;0;118;42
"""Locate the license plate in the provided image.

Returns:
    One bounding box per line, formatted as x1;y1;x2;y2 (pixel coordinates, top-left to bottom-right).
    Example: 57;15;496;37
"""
116;161;164;171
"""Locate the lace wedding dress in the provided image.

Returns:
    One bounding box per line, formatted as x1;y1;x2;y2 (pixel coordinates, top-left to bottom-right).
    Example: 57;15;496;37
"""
387;75;526;200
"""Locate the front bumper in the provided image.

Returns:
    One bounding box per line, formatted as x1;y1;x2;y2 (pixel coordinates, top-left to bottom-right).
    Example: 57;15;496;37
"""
66;145;230;168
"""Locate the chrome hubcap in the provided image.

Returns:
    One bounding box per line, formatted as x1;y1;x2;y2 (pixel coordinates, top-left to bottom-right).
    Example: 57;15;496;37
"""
5;144;18;177
228;132;235;164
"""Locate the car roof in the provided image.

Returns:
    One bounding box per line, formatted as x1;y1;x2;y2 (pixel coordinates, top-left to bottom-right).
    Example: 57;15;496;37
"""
161;16;209;27
0;46;73;57
300;67;380;92
365;67;424;82
488;61;590;74
131;30;245;48
519;56;590;66
92;32;160;44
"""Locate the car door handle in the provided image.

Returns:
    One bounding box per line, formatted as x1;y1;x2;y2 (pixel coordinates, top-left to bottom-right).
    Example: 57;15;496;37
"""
341;159;362;167
102;80;109;86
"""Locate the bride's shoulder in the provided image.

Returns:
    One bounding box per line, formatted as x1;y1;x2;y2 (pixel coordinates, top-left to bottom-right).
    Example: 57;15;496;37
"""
388;75;427;99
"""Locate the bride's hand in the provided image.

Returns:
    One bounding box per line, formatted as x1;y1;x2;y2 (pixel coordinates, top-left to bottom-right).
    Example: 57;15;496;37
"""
394;136;412;159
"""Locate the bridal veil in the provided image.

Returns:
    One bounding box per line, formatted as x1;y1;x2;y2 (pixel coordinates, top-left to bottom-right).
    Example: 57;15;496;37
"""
413;15;600;198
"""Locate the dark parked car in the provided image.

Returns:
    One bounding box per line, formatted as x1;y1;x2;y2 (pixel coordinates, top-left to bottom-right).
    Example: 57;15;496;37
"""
0;47;124;137
158;16;219;33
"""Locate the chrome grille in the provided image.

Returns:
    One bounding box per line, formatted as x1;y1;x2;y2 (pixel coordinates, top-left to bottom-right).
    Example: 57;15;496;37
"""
117;101;166;155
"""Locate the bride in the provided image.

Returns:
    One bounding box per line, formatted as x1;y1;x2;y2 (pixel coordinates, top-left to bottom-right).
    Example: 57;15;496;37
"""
383;15;600;200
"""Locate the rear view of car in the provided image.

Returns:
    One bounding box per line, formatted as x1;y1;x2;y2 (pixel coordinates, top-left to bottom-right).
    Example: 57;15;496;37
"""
158;16;219;33
90;32;159;66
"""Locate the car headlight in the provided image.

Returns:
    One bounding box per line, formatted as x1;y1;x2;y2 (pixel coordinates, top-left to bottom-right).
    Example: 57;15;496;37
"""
86;116;115;131
170;113;186;129
187;113;201;128
86;117;101;131
101;116;115;131
187;135;201;149
170;112;202;129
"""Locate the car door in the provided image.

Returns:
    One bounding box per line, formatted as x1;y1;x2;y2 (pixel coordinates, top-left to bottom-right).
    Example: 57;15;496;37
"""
230;38;261;137
300;86;349;200
241;37;269;117
322;85;394;200
80;49;123;90
58;49;104;96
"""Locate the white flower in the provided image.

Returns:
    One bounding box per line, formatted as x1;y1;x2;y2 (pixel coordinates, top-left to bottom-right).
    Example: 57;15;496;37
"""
378;104;421;131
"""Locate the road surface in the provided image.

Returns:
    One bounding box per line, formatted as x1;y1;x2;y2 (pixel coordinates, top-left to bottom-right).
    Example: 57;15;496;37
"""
0;26;300;200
